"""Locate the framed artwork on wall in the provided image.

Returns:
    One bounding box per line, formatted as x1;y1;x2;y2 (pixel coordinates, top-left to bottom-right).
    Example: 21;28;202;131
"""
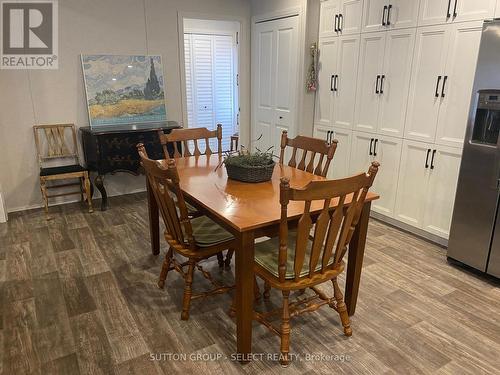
81;55;167;127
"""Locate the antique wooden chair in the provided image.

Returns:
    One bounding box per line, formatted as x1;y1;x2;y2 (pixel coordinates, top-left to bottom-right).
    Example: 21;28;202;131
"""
251;161;379;365
137;143;236;320
33;124;93;215
158;124;223;159
279;130;338;177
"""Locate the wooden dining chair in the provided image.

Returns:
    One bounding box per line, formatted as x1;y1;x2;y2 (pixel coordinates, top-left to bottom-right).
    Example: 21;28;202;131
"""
137;143;236;320
33;124;93;215
158;124;223;159
251;161;380;365
279;130;338;177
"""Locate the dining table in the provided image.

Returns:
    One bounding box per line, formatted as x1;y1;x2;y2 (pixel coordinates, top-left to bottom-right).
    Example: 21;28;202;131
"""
146;154;379;360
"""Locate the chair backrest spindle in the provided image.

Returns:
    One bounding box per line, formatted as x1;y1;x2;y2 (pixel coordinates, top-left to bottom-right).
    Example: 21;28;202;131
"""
159;124;223;159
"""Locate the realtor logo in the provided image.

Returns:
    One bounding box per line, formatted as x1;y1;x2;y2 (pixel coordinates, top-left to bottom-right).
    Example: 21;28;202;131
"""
1;0;58;69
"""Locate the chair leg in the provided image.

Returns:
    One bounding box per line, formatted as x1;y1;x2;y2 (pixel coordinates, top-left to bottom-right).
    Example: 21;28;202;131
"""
224;248;234;270
40;180;49;215
158;247;173;289
332;278;352;336
254;276;261;302
79;177;85;202
263;281;271;301
83;172;94;213
181;259;196;320
217;252;224;268
280;290;291;366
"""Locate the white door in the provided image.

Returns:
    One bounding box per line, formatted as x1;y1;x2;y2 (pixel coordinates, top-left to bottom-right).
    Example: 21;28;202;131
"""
252;16;299;153
371;135;403;217
314;37;338;128
394;140;432;227
330;128;352;179
354;32;385;134
377;28;415;137
422;145;462;238
338;0;363;35
362;0;388;32
453;0;496;23
405;25;450;143
386;0;420;30
320;0;341;38
349;131;375;174
332;35;360;130
435;21;483;148
418;0;452;26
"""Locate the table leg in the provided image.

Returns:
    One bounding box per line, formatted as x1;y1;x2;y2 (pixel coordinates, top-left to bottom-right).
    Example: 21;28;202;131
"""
345;201;371;316
147;177;160;256
235;230;254;361
94;175;108;211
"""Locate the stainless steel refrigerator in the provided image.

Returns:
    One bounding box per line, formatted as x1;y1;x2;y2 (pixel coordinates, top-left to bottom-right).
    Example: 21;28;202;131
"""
447;19;500;278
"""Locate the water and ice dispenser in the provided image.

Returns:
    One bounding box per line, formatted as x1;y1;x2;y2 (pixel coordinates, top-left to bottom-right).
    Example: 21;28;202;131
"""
472;90;500;145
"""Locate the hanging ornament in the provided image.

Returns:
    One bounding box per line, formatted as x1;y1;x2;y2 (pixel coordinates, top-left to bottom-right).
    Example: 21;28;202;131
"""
306;43;318;92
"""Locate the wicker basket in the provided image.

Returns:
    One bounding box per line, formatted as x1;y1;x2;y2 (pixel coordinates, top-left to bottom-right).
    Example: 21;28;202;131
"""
225;160;275;183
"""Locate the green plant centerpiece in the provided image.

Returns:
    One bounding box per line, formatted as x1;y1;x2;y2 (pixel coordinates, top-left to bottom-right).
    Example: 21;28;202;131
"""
224;147;276;183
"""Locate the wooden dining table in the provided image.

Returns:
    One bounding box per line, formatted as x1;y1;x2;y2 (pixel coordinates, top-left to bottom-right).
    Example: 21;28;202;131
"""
146;154;378;358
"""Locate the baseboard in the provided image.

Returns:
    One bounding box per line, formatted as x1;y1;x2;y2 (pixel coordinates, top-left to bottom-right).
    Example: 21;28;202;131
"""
0;190;7;223
370;211;448;248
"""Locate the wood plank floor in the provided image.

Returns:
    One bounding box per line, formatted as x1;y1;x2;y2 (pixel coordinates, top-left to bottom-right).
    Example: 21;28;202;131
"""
1;192;499;374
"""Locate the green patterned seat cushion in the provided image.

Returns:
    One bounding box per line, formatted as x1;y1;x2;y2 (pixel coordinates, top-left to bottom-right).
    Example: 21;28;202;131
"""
168;190;198;214
254;231;334;279
190;215;234;247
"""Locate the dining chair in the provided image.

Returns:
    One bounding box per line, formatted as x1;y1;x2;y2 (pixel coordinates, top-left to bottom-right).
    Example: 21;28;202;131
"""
33;124;93;215
250;161;379;365
158;124;223;159
137;143;236;320
279;130;338;177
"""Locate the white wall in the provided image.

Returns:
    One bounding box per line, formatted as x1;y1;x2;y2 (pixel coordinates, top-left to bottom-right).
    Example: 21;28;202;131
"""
0;0;251;212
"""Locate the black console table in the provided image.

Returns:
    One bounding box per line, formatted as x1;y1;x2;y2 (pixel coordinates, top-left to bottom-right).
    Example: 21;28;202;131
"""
80;121;180;210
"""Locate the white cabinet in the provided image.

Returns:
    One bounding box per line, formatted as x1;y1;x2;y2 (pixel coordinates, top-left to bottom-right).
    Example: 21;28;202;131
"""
362;0;420;32
349;131;376;173
314;37;338;128
418;0;495;26
355;28;415;137
405;22;482;147
314;126;352;179
320;0;362;37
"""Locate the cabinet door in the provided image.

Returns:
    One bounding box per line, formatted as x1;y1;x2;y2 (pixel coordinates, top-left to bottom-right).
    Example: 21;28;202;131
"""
338;0;363;35
386;0;420;30
453;0;495;23
422;145;462;238
378;28;415;137
314;37;338;128
320;0;341;38
313;125;332;144
332;35;360;130
405;25;450;143
362;0;387;32
436;21;482;148
371;136;403;217
330;128;352;179
354;32;385;134
394;140;432;227
418;0;452;26
349;131;375;175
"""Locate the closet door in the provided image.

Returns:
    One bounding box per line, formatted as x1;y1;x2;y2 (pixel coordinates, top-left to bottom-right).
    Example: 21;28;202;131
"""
338;0;363;35
332;35;360;130
405;25;450;143
354;32;385;134
452;0;496;23
314;37;338;128
386;0;420;30
330;128;352;179
319;0;341;38
362;0;387;33
349;131;375;174
435;21;483;148
377;28;415;137
418;0;452;26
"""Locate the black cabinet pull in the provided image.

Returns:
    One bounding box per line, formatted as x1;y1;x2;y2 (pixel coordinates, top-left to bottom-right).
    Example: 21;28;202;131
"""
453;0;458;17
375;75;380;94
382;5;388;25
380;75;385;94
446;0;452;18
334;14;338;32
330;75;335;91
386;4;392;25
430;150;437;169
339;14;343;32
326;131;331;143
435;76;441;97
369;138;374;155
425;149;431;168
334;75;338;92
373;139;378;156
441;76;448;97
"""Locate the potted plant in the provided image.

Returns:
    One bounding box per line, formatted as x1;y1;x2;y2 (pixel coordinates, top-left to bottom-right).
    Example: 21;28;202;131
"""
224;147;276;183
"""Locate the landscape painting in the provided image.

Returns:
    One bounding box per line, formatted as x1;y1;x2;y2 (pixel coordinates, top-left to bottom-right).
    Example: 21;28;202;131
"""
81;55;167;126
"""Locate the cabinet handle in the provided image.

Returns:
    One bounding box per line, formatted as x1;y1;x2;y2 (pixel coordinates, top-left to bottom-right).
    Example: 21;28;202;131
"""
326;131;330;143
369;138;374;155
386;4;392;25
435;76;442;97
375;75;380;94
382;5;387;26
425;149;431;168
430;150;437;169
373;139;378;156
380;75;385;94
330;75;335;91
453;0;458;17
441;76;448;97
446;0;451;18
334;75;338;92
338;14;343;32
334;14;338;32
